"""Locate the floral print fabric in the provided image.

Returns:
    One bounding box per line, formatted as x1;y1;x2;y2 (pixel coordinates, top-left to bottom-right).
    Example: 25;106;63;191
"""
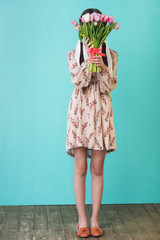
66;48;118;159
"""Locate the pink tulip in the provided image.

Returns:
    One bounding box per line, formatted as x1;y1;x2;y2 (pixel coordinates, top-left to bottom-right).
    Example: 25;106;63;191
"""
93;21;98;26
100;13;106;22
93;12;100;21
107;15;114;23
71;20;77;27
114;22;120;30
104;14;108;23
79;16;85;23
90;13;94;22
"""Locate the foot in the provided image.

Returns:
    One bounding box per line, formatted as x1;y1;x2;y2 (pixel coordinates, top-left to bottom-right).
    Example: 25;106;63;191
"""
91;225;103;237
90;217;103;237
90;217;100;229
77;223;90;238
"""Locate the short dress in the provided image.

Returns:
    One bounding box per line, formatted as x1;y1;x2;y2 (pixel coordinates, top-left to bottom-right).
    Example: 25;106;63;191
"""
66;48;118;159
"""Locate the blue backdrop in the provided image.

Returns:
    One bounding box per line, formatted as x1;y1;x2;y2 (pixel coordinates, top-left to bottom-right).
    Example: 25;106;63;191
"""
0;0;159;205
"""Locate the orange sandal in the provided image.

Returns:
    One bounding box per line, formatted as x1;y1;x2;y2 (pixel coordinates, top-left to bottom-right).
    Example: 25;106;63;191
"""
91;225;103;237
76;223;90;238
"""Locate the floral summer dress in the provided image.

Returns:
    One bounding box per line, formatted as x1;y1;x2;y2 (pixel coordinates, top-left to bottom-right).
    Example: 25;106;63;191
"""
66;48;118;159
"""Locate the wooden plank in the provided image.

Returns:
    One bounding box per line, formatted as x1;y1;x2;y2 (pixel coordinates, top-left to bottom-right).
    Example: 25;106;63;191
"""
60;205;78;240
19;206;33;218
17;232;33;240
128;204;160;240
101;204;121;240
115;204;150;240
33;205;49;240
0;206;7;214
143;204;160;230
0;232;17;240
47;205;65;240
1;206;19;233
17;205;33;240
102;204;132;240
33;206;48;231
154;204;160;212
0;206;9;234
0;206;6;232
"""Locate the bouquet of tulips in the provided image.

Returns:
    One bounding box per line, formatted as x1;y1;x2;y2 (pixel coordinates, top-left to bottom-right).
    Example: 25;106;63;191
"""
71;12;120;72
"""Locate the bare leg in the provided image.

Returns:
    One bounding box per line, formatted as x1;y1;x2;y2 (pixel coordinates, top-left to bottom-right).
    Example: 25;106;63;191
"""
90;149;106;228
74;147;88;228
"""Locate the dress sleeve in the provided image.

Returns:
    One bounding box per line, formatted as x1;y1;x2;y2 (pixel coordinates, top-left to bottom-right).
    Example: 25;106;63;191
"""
67;50;92;89
99;50;118;94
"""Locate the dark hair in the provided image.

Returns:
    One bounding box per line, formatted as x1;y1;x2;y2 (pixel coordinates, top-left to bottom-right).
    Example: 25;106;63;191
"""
79;8;108;67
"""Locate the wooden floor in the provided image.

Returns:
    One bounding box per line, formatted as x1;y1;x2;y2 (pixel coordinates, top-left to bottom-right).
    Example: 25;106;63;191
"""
0;204;160;240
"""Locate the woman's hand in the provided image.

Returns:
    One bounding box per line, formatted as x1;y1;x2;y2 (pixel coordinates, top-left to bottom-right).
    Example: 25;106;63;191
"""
84;37;93;62
90;55;107;72
84;37;107;72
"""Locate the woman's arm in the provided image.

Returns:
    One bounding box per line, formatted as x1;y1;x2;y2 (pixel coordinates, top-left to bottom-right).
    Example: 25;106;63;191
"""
67;50;92;89
99;50;118;94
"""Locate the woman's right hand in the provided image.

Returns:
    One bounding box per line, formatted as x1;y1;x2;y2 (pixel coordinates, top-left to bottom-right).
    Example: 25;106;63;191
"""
84;37;93;62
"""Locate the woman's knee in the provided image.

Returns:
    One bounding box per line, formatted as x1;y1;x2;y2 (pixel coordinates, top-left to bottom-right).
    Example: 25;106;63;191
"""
75;163;87;176
90;163;104;176
90;150;105;176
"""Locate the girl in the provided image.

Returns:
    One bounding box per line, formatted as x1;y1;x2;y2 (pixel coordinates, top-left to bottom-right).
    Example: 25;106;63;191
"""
66;8;118;238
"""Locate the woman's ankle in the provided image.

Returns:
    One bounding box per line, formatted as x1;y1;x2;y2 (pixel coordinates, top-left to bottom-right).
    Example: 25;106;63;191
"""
90;216;100;227
78;216;88;226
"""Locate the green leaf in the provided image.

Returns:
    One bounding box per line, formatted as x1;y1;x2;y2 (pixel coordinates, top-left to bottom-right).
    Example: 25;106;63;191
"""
97;26;105;40
89;21;93;39
84;22;88;38
100;32;109;44
96;21;102;34
101;26;109;38
79;31;83;42
80;33;85;38
92;22;96;36
86;22;90;38
93;36;98;48
82;23;86;37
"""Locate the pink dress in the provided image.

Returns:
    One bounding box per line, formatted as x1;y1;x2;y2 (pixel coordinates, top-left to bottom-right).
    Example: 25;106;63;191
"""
66;48;118;159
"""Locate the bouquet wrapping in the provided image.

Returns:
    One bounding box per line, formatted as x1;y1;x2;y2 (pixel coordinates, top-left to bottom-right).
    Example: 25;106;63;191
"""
71;12;120;72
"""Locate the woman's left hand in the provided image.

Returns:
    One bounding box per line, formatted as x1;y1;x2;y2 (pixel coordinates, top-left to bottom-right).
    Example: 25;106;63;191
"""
90;55;107;72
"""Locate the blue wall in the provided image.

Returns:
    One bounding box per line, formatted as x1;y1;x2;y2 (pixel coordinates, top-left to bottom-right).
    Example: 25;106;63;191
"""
0;0;159;205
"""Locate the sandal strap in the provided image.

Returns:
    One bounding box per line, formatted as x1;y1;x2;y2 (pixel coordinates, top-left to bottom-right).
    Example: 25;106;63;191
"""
77;224;90;236
78;227;90;234
91;225;103;235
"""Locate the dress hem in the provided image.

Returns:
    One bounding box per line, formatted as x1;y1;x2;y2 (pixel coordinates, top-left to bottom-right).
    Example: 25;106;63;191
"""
66;145;117;159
